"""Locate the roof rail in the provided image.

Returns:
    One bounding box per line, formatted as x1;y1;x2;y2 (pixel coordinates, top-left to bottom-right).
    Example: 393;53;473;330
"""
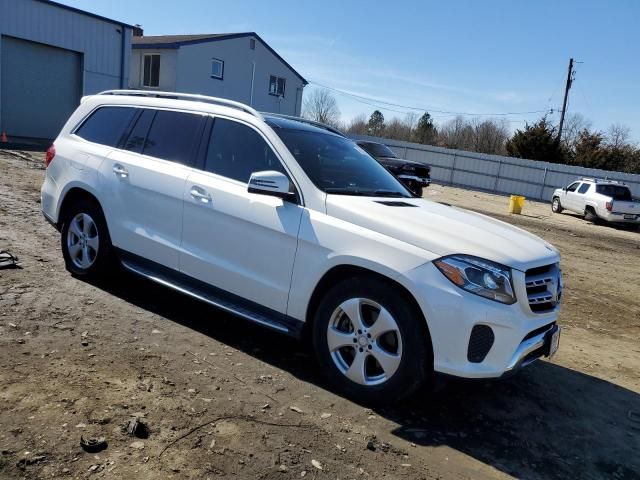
581;177;624;185
264;113;346;137
95;90;263;119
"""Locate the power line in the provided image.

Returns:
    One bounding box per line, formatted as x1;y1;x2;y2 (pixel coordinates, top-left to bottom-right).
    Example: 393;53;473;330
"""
309;80;553;118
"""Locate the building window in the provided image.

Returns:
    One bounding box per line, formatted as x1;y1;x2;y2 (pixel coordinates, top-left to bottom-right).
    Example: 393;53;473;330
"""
269;75;286;97
142;54;160;88
249;38;256;50
211;58;224;79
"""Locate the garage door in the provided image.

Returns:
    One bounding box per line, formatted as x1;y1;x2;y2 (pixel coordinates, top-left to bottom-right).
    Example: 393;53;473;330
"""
1;36;82;140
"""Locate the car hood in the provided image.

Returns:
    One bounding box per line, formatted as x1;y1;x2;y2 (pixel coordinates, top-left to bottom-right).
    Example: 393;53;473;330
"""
325;195;559;271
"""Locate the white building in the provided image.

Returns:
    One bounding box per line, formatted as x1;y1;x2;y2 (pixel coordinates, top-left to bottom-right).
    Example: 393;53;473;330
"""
130;33;307;116
0;0;134;140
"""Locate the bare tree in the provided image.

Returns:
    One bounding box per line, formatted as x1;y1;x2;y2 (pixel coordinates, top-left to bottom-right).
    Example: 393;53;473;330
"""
302;88;341;126
384;117;413;141
471;118;510;154
437;116;509;154
561;113;592;151
345;114;368;135
437;116;474;150
606;123;633;149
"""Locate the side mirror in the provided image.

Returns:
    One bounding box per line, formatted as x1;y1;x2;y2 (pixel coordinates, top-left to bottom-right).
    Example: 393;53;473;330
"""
248;170;297;202
562;186;567;192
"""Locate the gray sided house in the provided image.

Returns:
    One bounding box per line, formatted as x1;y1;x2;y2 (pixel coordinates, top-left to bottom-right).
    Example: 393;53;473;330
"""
0;0;134;141
130;33;307;116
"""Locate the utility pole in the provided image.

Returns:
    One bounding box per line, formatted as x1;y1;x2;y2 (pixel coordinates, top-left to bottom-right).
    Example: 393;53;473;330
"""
557;58;575;143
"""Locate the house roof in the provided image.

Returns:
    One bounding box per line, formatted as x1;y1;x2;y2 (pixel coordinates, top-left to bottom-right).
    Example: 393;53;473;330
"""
133;32;307;85
36;0;136;28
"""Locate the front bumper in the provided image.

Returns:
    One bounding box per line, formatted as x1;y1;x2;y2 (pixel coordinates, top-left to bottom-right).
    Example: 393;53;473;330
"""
403;262;561;379
397;174;431;187
502;323;559;377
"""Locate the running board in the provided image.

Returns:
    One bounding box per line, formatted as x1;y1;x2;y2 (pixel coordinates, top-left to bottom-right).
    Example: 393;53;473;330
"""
118;253;303;337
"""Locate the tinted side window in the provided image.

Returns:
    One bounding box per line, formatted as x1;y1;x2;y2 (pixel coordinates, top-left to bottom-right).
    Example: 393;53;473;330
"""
143;110;203;166
75;107;137;147
567;182;580;192
124;109;155;153
205;118;283;182
578;183;590;194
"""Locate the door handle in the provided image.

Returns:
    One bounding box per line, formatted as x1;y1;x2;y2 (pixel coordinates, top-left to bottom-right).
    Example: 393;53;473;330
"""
113;164;129;178
190;186;212;203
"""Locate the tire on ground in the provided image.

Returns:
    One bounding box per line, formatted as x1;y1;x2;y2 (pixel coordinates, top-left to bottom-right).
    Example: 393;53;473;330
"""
552;197;563;213
60;197;114;279
312;276;431;404
584;207;598;223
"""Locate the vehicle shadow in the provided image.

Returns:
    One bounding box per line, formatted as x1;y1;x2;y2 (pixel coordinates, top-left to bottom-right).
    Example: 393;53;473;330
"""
91;271;640;480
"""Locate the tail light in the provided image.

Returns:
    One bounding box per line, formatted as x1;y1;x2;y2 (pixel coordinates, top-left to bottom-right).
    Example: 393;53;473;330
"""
605;201;613;212
45;144;56;168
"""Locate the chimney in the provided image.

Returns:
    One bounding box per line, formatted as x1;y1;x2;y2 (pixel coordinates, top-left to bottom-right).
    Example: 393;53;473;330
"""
133;25;144;37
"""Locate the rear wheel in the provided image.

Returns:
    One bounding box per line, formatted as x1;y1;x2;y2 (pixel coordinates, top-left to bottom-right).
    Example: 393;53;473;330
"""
551;197;563;213
312;277;430;404
60;199;113;279
584;207;598;223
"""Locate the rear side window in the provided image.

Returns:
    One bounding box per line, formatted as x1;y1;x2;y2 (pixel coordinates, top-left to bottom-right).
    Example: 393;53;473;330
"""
142;110;203;166
577;183;590;194
596;184;632;201
205;118;283;182
75;106;137;147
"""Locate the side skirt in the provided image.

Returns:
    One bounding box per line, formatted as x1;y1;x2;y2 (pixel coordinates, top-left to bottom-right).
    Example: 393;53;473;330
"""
116;249;305;338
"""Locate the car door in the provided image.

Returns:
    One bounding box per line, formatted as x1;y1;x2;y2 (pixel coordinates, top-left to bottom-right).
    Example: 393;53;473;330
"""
562;181;581;212
180;116;303;313
99;108;205;270
574;182;591;213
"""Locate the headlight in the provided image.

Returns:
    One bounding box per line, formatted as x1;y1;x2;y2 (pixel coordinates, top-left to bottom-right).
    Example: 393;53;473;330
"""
434;255;516;304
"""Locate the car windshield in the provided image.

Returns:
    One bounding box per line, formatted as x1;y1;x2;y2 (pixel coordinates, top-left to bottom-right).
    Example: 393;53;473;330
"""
274;129;410;197
359;142;398;158
596;185;632;201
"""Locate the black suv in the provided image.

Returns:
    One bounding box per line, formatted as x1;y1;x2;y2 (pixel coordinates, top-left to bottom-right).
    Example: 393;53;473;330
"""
356;141;431;197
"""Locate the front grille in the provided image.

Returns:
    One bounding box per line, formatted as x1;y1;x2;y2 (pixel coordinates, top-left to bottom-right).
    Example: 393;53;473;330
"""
415;166;430;178
525;263;561;313
467;325;495;363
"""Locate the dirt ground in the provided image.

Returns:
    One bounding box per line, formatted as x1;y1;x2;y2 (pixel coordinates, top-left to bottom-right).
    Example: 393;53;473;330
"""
1;150;639;480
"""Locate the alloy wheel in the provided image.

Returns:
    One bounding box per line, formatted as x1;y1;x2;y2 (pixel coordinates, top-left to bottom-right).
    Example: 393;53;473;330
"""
327;298;403;386
66;213;99;270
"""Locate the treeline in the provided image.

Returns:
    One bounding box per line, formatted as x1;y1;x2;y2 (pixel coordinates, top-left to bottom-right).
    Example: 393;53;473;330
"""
302;88;640;174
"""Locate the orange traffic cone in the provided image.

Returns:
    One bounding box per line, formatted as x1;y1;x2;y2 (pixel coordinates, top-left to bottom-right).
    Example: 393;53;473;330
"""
1;131;7;143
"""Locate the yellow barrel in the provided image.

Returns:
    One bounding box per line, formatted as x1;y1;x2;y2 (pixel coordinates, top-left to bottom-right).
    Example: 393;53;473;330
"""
508;195;526;214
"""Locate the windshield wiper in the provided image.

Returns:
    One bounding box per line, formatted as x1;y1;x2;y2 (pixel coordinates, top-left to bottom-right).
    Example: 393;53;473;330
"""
324;188;370;196
324;188;408;197
371;190;408;197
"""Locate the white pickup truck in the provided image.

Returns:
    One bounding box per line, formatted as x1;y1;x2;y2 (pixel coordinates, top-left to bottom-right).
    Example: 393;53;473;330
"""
552;178;639;227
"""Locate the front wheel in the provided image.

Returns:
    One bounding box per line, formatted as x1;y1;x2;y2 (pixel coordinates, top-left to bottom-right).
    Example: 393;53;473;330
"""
551;197;563;213
60;199;113;279
412;185;424;198
312;277;430;404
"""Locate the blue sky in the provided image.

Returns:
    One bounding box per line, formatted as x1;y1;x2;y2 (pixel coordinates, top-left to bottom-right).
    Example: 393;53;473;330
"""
60;0;640;139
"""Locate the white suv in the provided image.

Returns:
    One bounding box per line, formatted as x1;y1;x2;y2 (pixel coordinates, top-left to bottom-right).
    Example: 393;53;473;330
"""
41;91;562;403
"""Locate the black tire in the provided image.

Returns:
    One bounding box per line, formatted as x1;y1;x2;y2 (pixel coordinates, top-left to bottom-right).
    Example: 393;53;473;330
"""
551;197;563;213
412;185;424;198
60;198;114;279
584;207;598;223
312;276;431;405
